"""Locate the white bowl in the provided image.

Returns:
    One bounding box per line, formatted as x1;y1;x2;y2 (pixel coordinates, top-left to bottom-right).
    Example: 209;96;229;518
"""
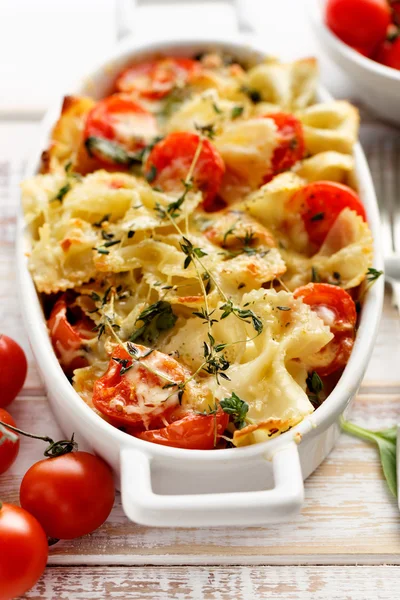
306;0;400;125
16;34;384;528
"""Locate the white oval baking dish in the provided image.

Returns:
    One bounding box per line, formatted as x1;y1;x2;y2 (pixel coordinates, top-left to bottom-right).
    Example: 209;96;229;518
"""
16;33;384;528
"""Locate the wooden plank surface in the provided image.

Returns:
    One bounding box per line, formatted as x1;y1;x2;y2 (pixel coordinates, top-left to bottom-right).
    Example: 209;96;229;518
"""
21;566;400;599
2;392;399;566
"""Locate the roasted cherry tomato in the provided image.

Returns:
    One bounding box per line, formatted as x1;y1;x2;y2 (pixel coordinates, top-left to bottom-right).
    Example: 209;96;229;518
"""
92;345;186;429
145;132;225;211
0;334;27;408
20;451;115;540
47;296;93;375
0;409;19;475
84;94;158;165
115;57;201;99
294;283;357;376
375;36;400;70
135;408;229;450
325;0;391;56
0;503;48;600
263;112;305;182
287;181;367;247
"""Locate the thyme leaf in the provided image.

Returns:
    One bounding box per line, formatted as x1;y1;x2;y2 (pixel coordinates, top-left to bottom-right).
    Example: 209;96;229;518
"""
220;392;249;430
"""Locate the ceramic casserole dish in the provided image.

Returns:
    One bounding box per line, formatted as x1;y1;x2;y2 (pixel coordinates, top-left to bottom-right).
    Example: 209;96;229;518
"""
16;31;384;528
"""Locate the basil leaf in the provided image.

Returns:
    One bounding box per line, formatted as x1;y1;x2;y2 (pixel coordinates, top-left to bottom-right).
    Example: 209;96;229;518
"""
341;418;397;497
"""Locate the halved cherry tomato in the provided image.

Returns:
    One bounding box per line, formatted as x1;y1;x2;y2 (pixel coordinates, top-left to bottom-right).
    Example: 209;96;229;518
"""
325;0;391;56
287;181;367;247
135;408;229;450
0;409;19;475
20;451;115;540
294;283;357;376
92;345;185;429
145;132;225;211
0;503;48;600
115;57;201;99
375;36;400;70
0;335;27;408
48;296;93;375
263;113;305;182
84;94;158;165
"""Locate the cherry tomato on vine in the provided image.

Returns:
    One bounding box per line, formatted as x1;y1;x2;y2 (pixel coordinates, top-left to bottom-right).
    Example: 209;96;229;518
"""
0;409;19;475
0;334;27;408
375;36;400;70
135;408;229;450
294;283;357;376
145;131;225;211
325;0;391;56
263;112;305;182
47;296;94;375
20;451;115;539
93;345;185;429
0;503;48;600
115;57;201;99
287;181;367;247
84;94;158;165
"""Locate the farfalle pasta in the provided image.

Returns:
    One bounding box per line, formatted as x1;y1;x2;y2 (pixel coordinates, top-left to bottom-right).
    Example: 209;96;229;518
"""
21;52;376;450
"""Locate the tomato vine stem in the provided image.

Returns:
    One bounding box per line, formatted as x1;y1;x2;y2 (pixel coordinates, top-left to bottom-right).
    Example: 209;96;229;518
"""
0;421;77;457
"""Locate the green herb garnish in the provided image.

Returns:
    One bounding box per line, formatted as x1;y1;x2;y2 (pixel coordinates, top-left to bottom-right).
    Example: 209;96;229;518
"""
130;301;177;345
220;392;249;430
341;418;397;497
231;105;244;119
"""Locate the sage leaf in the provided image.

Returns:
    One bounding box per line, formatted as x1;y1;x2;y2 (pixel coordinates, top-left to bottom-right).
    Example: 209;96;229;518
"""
341;418;397;497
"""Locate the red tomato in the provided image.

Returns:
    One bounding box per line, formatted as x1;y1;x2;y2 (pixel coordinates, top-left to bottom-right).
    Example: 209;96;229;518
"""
0;503;48;600
0;335;27;408
115;57;201;99
392;1;400;25
145;132;225;211
0;409;19;475
93;345;186;428
287;181;367;247
263;113;305;182
48;296;93;375
84;94;158;165
20;451;115;539
325;0;391;55
294;283;357;376
135;408;229;450
375;36;400;70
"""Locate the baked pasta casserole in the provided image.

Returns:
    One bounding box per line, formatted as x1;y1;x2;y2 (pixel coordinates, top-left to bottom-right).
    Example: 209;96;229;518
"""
21;52;376;449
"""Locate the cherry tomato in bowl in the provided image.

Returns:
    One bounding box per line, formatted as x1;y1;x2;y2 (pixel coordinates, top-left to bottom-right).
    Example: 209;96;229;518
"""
84;94;158;166
0;503;48;600
0;409;19;475
0;334;27;408
263;112;305;182
294;283;357;376
135;408;229;450
287;181;367;247
20;451;115;540
375;36;400;70
325;0;391;56
116;57;201;99
145;131;225;211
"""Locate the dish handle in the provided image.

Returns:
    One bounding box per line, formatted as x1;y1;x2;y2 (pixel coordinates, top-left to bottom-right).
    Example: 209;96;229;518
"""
120;442;304;527
115;0;254;41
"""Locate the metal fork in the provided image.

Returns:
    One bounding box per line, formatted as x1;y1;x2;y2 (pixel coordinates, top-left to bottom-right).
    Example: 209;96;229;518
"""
366;139;400;312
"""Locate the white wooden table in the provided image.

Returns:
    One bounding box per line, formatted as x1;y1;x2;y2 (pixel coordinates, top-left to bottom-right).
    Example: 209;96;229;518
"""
2;2;400;597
